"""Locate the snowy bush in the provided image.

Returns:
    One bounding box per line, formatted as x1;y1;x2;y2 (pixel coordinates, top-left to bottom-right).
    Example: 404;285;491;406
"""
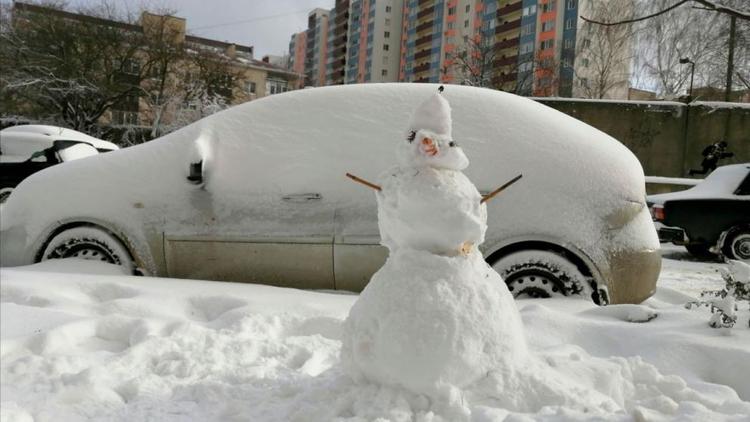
686;261;750;328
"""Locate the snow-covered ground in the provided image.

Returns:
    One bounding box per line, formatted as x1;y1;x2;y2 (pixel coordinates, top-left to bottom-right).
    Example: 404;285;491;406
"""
1;248;748;421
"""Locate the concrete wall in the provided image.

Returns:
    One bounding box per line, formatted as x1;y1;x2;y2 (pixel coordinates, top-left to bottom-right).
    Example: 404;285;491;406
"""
534;98;750;180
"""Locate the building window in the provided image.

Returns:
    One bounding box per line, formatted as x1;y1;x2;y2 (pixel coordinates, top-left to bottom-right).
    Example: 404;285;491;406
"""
383;44;389;51
582;58;590;67
542;0;556;13
246;81;256;94
540;39;554;50
521;23;534;36
385;18;391;26
266;79;288;95
582;38;591;48
382;69;388;76
448;6;456;15
580;77;589;88
564;38;574;49
112;110;138;125
384;31;390;38
566;0;576;9
448;21;455;29
565;19;575;30
520;42;534;54
465;4;470;12
464;20;469;27
541;20;554;32
386;5;391;12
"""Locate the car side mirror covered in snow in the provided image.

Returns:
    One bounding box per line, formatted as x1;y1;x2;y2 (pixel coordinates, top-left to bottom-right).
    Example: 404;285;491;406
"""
187;160;203;184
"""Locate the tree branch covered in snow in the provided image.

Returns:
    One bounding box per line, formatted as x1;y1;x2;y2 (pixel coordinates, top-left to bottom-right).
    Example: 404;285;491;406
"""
686;260;750;328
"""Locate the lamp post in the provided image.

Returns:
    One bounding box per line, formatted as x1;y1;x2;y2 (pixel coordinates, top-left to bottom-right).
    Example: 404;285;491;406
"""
679;57;695;103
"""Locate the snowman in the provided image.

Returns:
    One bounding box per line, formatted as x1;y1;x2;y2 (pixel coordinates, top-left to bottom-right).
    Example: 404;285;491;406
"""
341;86;527;398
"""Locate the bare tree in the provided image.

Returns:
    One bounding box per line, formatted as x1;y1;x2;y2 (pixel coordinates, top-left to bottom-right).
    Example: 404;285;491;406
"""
447;34;499;88
0;2;148;131
574;0;636;99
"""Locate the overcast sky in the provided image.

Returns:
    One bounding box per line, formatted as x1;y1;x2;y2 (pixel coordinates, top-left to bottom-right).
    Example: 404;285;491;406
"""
61;0;335;58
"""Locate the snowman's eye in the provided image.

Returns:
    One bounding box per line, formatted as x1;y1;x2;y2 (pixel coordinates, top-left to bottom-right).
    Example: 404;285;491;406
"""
407;131;416;143
449;141;458;147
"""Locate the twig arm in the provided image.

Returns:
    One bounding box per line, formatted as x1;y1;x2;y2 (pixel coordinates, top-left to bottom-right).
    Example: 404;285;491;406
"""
346;173;382;191
481;174;523;204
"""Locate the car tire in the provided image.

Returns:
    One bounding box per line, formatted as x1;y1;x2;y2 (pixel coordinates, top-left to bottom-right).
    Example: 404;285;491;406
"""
685;244;717;259
721;226;750;261
492;250;595;302
0;187;13;204
41;227;134;270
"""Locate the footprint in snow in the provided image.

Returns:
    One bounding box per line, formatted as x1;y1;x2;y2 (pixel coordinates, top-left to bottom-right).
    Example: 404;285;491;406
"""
580;304;658;323
188;296;249;322
80;282;140;303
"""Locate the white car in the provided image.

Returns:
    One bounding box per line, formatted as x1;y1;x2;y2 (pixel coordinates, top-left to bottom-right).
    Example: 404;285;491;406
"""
0;84;660;304
0;125;119;202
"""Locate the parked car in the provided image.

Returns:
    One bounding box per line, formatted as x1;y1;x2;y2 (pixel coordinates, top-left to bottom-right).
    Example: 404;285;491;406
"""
648;164;750;260
0;84;660;304
0;125;118;202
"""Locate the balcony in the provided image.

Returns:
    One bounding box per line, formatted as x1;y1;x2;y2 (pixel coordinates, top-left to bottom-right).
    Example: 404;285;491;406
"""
417;6;434;20
414;48;432;60
493;55;518;67
415;33;432;47
496;1;522;18
331;46;347;58
418;0;434;6
414;62;431;73
334;11;349;25
495;37;520;50
416;21;433;33
495;18;521;34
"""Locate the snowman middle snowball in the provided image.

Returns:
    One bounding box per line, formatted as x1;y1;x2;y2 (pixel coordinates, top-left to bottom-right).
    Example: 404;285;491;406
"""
341;87;527;396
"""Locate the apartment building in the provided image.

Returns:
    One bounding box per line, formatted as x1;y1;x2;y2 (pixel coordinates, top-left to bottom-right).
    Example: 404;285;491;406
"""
289;32;308;88
305;8;330;86
345;0;403;83
289;0;632;98
326;0;350;85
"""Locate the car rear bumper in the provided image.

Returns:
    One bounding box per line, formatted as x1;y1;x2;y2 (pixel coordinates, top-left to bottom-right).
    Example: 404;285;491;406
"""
606;247;662;304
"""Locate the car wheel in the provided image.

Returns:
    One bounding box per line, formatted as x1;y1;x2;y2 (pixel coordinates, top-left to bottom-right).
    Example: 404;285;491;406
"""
41;227;134;270
685;244;716;259
492;250;593;301
721;226;750;261
0;187;13;204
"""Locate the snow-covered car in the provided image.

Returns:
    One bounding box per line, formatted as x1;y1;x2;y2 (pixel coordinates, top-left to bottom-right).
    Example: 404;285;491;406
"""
0;125;118;202
0;84;660;304
648;164;750;260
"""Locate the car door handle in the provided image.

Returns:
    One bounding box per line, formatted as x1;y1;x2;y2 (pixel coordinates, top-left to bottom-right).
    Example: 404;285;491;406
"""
282;193;322;202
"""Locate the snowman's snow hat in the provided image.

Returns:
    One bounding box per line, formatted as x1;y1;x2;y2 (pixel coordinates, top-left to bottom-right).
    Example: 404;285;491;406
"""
407;85;452;139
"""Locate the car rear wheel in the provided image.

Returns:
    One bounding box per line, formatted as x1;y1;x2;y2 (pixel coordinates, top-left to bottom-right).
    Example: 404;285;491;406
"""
492;250;595;302
721;226;750;261
41;227;134;270
0;187;13;204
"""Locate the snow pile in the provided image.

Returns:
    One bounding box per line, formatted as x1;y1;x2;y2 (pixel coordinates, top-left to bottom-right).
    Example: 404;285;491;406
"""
341;250;525;394
2;259;749;421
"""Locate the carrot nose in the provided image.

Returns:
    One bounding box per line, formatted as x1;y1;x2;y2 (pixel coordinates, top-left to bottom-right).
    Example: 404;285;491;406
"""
421;137;433;146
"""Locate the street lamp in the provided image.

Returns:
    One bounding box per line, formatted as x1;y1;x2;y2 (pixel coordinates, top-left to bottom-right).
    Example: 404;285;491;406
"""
679;57;695;102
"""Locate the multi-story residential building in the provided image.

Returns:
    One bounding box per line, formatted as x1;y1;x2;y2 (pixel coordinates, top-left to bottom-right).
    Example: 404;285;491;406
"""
326;0;350;85
289;32;307;87
305;8;330;86
11;2;300;130
345;0;403;83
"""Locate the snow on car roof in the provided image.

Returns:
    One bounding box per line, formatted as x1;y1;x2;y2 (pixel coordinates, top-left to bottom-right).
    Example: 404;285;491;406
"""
1;125;118;151
649;164;749;203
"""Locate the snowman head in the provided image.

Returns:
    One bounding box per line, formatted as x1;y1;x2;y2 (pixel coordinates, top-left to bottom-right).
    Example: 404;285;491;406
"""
398;86;469;171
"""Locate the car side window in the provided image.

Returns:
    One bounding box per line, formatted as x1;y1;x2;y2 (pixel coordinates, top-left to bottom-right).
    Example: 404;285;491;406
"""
735;173;750;196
